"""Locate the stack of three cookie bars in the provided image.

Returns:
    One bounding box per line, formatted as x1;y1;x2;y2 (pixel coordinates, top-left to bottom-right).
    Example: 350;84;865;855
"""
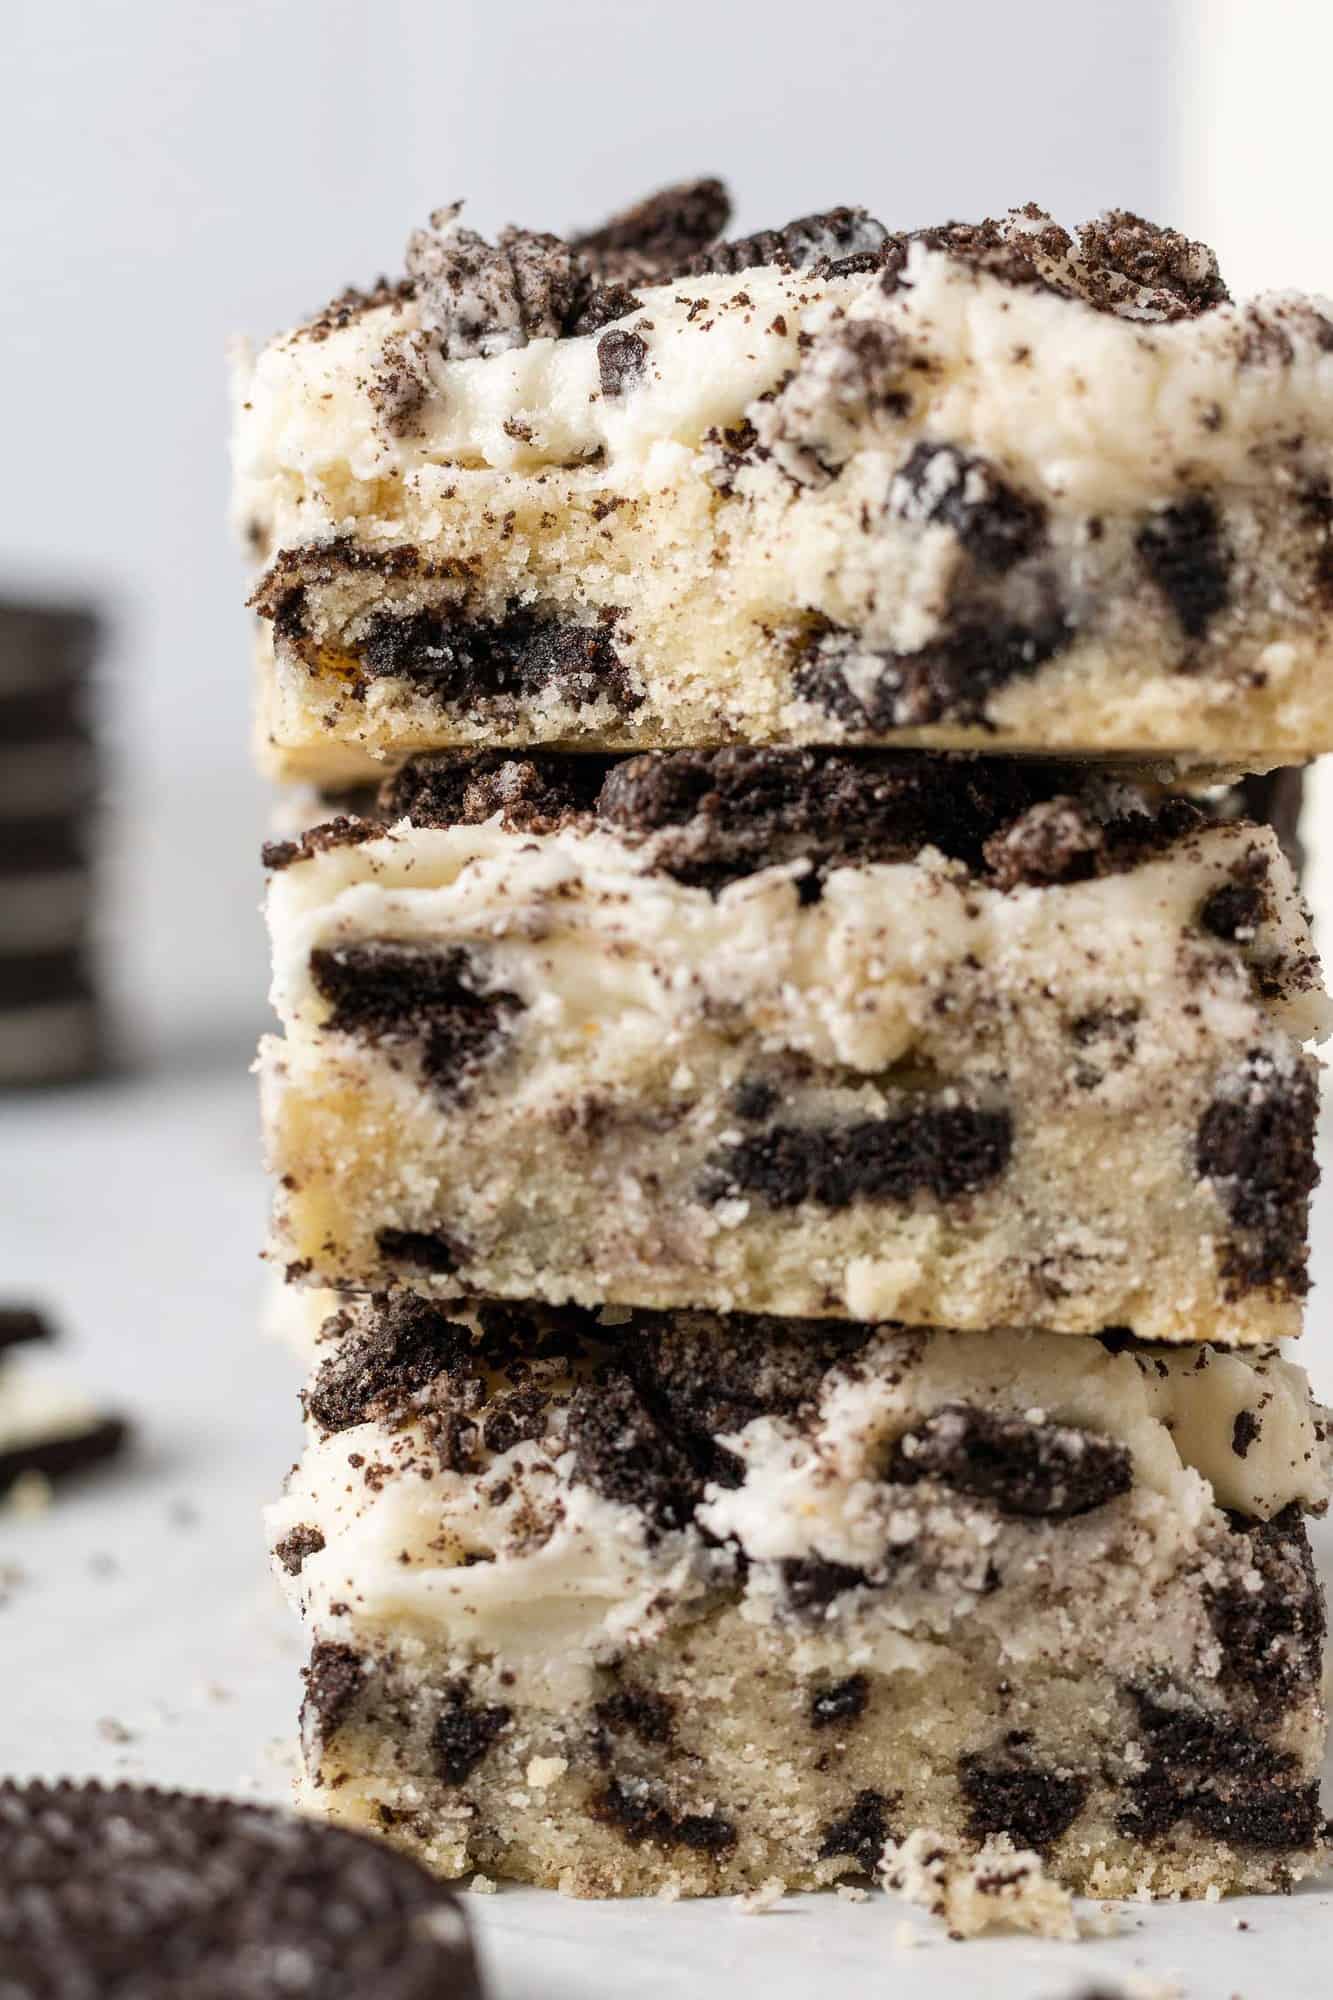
237;182;1333;1902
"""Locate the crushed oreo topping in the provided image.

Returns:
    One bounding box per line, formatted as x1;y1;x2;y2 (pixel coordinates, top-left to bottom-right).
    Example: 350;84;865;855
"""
1199;848;1272;941
594;745;1071;888
432;1680;512;1786
817;1789;897;1874
303;1294;479;1436
680;206;889;280
406;203;580;360
597;327;648;397
1196;1051;1319;1299
887;1404;1133;1519
958;1732;1090;1851
380;748;612;831
0;1779;482;2000
572;177;732;282
703;1105;1013;1212
274;1524;326;1576
262;815;377;873
566;1372;706;1532
899;205;1229;322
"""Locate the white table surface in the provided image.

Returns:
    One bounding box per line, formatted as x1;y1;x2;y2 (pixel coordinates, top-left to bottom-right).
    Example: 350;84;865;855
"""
4;1056;1332;1999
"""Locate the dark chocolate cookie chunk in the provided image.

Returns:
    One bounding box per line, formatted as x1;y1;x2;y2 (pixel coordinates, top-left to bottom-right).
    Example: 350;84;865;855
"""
887;1404;1133;1519
0;1779;482;1999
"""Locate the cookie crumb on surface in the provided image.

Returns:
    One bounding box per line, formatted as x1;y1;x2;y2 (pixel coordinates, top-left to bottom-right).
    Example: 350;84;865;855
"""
882;1827;1080;1941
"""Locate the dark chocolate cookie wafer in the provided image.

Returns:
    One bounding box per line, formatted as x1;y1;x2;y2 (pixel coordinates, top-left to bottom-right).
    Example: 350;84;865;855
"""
0;1780;484;1999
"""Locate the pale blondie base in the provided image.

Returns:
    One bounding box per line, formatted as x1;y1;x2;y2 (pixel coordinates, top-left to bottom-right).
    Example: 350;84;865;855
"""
270;1303;1330;1900
262;763;1326;1342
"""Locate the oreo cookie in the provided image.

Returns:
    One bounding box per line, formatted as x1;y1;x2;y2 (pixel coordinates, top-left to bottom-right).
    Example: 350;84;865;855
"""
0;1303;129;1493
0;1780;484;1998
0;598;106;1088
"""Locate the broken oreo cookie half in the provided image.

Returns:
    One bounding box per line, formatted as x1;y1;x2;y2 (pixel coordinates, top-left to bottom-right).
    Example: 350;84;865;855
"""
0;1780;484;1998
0;1303;129;1494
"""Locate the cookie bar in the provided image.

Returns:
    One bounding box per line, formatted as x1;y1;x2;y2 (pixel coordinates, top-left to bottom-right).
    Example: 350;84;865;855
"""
234;180;1333;777
0;1780;483;1998
268;1294;1330;1899
260;751;1326;1343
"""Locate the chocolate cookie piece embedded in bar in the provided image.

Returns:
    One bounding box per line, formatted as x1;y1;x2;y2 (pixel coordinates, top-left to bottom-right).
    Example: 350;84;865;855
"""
269;1299;1330;1900
237;183;1333;777
0;1779;484;1997
262;756;1327;1342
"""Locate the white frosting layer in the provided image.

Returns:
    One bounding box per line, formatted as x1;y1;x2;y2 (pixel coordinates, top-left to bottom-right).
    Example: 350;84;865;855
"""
235;241;1333;533
268;814;1330;1056
270;1324;1329;1704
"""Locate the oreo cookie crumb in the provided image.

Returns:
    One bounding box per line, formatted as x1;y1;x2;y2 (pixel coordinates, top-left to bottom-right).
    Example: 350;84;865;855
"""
566;1372;704;1532
301;1641;367;1747
794;614;1070;730
810;1674;870;1730
360;605;640;715
1135;497;1232;639
594;1688;676;1750
780;1557;871;1615
591;1776;736;1855
1196;1052;1318;1298
1207;1505;1325;1699
889;442;1046;572
262;816;377;872
703;1105;1012;1211
682;207;888;280
433;1680;512;1786
887;1404;1133;1519
379;749;611;831
817;1789;897;1874
375;1227;464;1276
958;1733;1090;1851
303;1295;478;1435
309;939;519;1095
1232;1409;1262;1459
1120;1678;1321;1850
274;1524;326;1576
597;328;648;397
572;178;732;278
